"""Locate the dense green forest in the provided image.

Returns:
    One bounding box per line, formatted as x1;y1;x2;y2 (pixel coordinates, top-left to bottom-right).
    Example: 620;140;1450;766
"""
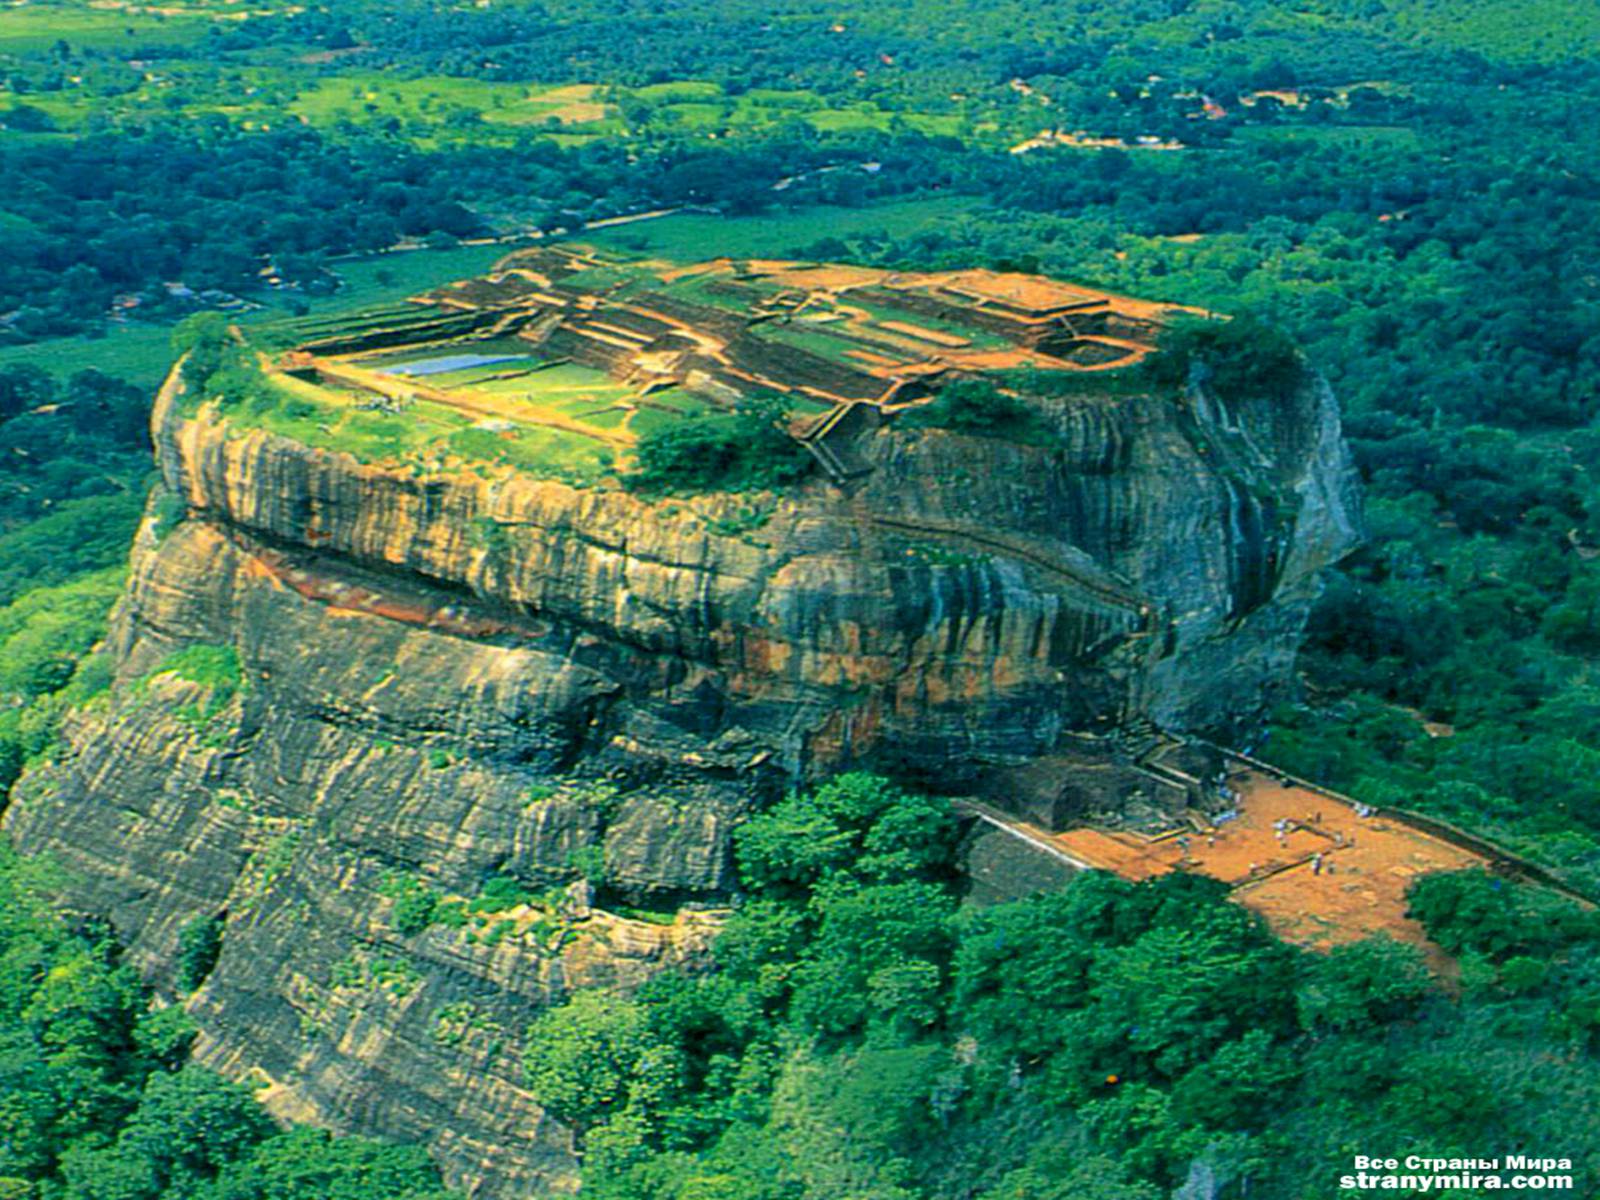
529;774;1600;1199
3;0;1600;1195
0;848;459;1200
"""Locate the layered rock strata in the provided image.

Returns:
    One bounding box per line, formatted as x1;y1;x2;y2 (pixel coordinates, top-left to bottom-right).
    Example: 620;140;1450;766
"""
4;344;1358;1194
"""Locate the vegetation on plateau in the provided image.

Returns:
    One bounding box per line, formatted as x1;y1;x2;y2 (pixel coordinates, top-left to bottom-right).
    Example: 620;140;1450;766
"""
1142;316;1307;403
896;379;1053;444
626;395;812;494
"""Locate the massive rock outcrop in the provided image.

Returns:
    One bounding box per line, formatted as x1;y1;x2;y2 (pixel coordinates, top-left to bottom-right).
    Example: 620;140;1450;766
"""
3;299;1358;1195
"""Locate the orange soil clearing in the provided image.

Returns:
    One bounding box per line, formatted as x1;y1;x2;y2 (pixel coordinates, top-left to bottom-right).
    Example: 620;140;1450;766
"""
876;319;972;347
1050;769;1487;958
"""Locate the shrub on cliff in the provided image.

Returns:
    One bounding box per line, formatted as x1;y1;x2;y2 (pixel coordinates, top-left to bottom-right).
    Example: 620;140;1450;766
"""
176;915;225;992
523;991;685;1152
139;644;245;732
172;314;232;394
626;395;809;494
734;772;959;898
1143;315;1305;401
898;379;1052;444
170;317;284;418
379;872;445;936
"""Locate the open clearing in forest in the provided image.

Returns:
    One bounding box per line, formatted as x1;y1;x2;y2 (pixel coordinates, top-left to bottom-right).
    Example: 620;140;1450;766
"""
0;242;512;388
579;197;979;260
1047;766;1495;964
282;74;621;138
0;201;973;387
0;2;213;52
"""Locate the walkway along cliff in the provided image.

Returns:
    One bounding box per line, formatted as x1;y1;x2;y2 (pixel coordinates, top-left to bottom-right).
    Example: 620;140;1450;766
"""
2;253;1362;1196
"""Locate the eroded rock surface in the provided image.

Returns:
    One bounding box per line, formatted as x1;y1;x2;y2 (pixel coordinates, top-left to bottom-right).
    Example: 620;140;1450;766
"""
4;341;1358;1194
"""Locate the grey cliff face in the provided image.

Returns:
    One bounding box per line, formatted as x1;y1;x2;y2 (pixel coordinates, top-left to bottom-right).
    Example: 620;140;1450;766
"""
3;361;1359;1195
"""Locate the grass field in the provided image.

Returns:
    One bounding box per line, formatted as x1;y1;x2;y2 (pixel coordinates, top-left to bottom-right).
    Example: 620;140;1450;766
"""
465;362;636;420
281;74;621;140
633;81;722;102
316;243;517;306
0;60;621;143
245;367;619;484
445;423;614;481
1229;124;1423;153
344;351;706;452
623;79;983;141
0;198;981;390
0;3;212;52
252;343;710;483
0;242;515;388
628;390;716;437
0;325;178;390
843;296;1008;350
1;9;1017;146
581;196;980;260
250;371;471;461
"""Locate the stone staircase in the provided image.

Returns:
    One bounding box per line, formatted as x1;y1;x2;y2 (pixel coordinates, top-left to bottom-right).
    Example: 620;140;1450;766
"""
1110;715;1163;763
